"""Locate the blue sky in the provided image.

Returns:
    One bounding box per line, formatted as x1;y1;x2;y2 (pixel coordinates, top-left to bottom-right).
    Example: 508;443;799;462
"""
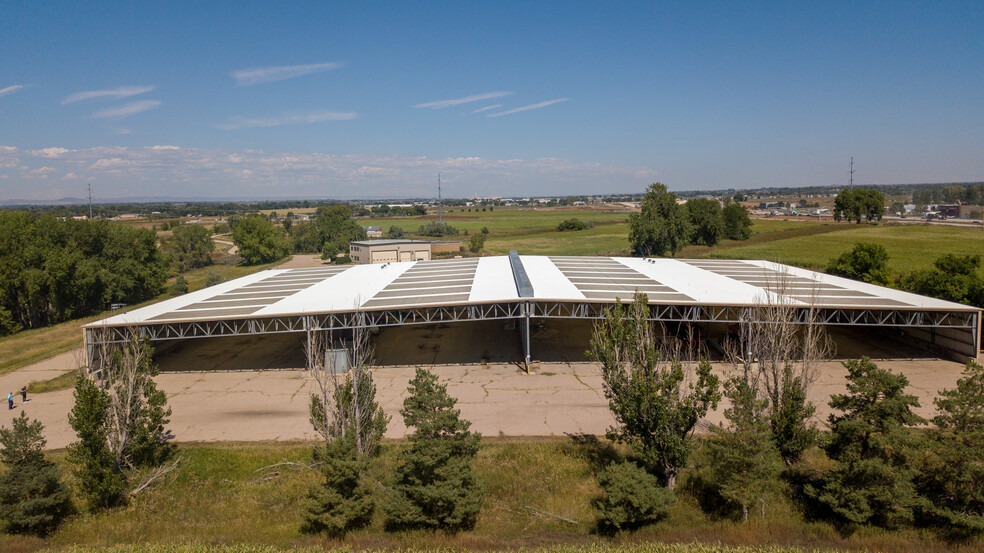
1;1;982;201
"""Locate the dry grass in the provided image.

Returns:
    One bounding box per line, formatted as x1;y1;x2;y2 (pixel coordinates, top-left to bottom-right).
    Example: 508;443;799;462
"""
1;440;979;553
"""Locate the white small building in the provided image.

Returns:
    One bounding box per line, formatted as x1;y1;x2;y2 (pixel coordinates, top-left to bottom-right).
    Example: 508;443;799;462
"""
350;240;431;264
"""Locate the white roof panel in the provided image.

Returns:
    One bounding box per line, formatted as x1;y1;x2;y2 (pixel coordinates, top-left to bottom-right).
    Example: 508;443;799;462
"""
87;255;979;328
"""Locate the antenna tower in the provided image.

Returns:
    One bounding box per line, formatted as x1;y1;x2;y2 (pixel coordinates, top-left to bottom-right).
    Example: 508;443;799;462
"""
849;157;855;189
87;183;93;219
438;173;442;225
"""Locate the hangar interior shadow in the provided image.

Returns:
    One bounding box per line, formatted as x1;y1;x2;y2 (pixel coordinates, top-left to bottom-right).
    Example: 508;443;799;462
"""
152;317;948;373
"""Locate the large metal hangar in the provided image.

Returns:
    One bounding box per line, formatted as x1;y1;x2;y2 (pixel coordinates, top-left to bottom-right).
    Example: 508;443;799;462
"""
84;253;982;371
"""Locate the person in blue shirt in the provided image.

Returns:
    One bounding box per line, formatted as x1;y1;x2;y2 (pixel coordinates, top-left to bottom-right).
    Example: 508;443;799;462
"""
6;392;12;410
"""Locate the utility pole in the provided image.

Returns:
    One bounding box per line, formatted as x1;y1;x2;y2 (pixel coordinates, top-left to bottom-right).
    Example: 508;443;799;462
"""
87;183;93;219
438;173;442;225
849;157;855;189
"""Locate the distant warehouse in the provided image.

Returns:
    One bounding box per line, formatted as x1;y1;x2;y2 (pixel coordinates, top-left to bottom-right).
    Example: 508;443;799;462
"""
350;239;432;264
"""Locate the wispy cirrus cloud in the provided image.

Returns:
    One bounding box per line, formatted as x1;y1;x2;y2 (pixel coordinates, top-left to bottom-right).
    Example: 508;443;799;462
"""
90;100;162;120
61;85;155;105
487;98;570;117
218;110;357;130
414;91;513;110
0;85;29;98
473;104;503;113
231;62;343;86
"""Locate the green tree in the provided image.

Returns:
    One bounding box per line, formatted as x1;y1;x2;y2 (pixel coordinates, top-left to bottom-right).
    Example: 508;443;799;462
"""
826;242;892;285
67;373;127;511
384;367;483;532
705;377;784;521
0;412;73;535
588;293;720;489
387;226;405;239
594;461;675;535
165;224;214;271
302;436;375;537
722;199;752;240
288;221;321;254
808;357;924;528
232;214;287;265
915;360;984;534
898;254;984;308
628;183;692;257
685;198;724;246
834;188;885;223
770;364;818;465
314;205;366;255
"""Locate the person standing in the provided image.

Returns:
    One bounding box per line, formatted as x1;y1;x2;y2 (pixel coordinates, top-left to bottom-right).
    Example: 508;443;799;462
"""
6;392;11;410
20;385;27;402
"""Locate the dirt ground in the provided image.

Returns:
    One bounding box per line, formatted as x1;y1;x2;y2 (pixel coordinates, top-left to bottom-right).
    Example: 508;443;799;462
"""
0;318;977;450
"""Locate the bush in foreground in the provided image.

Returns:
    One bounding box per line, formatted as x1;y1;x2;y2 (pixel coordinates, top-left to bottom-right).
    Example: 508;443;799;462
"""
0;412;73;535
384;367;483;532
302;437;374;537
595;460;674;534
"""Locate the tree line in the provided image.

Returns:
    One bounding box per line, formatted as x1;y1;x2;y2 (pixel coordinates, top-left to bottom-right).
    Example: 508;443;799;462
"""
231;205;367;265
827;242;984;308
0;211;170;335
628;183;752;257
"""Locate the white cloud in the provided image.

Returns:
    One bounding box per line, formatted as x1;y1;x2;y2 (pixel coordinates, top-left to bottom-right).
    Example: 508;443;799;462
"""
217;110;357;130
487;98;570;117
473;104;503;113
0;85;28;98
91;100;162;120
30;147;70;158
231;62;343;86
0;144;656;200
62;172;80;180
113;127;132;135
23;166;57;179
414;91;513;110
61;85;155;105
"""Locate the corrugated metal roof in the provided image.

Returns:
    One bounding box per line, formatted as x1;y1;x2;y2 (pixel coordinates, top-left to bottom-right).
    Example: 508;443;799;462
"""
89;255;980;326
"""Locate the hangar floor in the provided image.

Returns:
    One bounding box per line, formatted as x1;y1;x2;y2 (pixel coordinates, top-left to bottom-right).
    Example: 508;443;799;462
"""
1;320;973;449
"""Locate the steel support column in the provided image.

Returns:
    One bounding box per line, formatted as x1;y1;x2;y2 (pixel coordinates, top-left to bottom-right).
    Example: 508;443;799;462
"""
523;301;532;371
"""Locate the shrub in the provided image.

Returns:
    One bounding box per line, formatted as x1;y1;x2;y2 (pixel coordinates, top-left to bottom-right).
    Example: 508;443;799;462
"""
595;461;674;534
417;222;458;237
203;270;224;288
468;234;486;252
556;218;593;232
169;276;189;296
0;412;73;535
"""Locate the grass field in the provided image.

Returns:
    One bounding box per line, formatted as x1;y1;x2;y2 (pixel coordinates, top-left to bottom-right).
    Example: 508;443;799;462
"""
711;223;984;274
1;440;977;553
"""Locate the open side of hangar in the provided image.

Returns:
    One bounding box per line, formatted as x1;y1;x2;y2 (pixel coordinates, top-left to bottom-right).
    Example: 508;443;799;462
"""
84;253;983;375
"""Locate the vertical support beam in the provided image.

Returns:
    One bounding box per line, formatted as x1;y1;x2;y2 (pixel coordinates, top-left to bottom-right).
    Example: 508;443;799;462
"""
304;315;312;374
523;301;532;372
